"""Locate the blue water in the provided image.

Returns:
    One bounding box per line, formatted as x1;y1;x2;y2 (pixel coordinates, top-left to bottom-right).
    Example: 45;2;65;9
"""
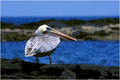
1;16;118;25
1;41;119;66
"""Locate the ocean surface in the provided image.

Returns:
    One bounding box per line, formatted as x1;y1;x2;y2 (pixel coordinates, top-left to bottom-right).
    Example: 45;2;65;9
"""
1;41;119;66
1;16;118;25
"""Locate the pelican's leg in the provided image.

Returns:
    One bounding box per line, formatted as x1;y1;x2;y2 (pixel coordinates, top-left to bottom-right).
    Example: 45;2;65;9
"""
36;57;39;64
49;55;52;64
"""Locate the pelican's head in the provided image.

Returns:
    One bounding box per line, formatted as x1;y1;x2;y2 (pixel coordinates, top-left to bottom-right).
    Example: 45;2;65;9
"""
35;24;77;41
35;24;49;35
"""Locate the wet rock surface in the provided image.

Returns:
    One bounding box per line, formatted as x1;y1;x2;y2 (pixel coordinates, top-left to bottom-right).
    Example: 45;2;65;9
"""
1;58;119;79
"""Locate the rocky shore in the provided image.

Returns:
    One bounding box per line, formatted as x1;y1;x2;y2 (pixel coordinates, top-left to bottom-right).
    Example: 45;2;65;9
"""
1;24;119;41
1;18;119;41
1;58;119;79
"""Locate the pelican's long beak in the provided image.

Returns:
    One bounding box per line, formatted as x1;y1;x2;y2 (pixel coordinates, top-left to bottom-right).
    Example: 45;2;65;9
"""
49;28;77;41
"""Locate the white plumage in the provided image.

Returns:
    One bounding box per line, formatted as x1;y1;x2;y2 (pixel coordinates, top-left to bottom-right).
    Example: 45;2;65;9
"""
25;35;60;57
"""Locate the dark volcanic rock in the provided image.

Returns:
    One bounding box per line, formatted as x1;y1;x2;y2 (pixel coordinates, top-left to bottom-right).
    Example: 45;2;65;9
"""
1;58;119;79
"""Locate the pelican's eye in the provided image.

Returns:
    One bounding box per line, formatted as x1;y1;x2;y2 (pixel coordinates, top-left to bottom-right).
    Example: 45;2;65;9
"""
47;27;52;31
43;27;52;34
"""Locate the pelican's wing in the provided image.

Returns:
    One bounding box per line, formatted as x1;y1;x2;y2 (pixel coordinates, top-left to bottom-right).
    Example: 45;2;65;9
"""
25;36;60;57
25;37;37;57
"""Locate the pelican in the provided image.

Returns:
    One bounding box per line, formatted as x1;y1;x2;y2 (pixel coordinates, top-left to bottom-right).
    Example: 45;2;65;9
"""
25;24;77;64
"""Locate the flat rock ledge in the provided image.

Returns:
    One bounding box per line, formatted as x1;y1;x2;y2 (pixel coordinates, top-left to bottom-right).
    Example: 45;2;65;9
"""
1;58;119;79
